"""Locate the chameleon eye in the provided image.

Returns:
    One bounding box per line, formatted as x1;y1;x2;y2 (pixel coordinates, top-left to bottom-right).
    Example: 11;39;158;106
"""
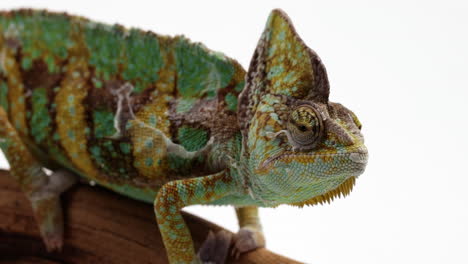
286;105;324;150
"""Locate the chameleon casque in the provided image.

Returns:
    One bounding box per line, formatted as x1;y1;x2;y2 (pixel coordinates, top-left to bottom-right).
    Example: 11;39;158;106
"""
0;8;368;264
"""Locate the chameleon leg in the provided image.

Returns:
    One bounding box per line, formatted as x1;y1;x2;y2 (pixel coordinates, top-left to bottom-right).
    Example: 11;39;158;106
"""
0;107;77;251
154;170;237;264
232;206;265;258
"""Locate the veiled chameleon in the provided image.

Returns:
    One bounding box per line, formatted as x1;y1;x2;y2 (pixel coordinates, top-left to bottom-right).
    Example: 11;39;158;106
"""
0;8;368;263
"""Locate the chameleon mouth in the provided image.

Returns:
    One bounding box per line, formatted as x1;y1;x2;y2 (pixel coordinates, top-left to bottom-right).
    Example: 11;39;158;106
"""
288;176;356;207
258;147;368;172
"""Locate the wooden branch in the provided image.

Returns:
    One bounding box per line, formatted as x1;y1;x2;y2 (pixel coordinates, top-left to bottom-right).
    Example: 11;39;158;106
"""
0;170;301;264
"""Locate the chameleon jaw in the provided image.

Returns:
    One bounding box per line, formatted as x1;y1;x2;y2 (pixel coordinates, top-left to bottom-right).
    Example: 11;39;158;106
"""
257;146;369;174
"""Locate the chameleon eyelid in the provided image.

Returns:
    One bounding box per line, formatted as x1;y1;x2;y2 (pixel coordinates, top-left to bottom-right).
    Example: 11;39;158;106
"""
285;104;324;150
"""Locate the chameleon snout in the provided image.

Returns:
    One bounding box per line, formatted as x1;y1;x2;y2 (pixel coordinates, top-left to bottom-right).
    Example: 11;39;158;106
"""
348;146;368;177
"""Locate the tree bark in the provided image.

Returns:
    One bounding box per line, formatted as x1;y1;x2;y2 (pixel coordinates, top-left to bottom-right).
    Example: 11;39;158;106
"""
0;170;301;264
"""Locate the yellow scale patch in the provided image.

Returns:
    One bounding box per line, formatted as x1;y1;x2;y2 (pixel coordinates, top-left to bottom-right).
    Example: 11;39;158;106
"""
0;107;39;191
0;34;28;136
130;38;175;180
55;25;101;180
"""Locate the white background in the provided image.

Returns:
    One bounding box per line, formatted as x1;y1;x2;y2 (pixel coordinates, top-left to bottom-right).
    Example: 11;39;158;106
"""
1;1;468;263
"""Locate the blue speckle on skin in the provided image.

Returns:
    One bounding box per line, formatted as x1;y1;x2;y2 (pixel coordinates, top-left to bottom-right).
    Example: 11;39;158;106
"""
90;145;101;156
268;65;284;78
149;114;157;126
67;130;75;139
53;132;60;141
145;157;154;166
284;72;296;83
264;124;274;132
145;138;153;148
67;95;75;103
268;45;277;57
296;51;304;58
194;182;205;197
278;31;286;41
215;181;226;190
173;214;183;221
125;121;133;130
68;106;75;115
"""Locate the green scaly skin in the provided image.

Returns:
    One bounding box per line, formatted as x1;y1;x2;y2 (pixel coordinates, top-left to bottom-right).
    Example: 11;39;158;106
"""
0;8;368;264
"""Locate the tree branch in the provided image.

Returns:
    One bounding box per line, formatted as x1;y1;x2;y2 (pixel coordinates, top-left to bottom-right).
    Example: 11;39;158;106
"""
0;170;301;264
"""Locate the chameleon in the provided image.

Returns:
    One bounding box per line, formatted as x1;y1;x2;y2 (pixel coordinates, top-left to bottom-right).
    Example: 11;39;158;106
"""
0;8;368;264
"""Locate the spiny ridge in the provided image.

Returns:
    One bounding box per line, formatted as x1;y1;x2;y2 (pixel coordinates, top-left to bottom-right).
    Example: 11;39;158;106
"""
289;177;356;207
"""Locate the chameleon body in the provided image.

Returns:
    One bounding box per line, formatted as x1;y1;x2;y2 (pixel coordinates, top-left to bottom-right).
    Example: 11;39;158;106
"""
0;8;368;264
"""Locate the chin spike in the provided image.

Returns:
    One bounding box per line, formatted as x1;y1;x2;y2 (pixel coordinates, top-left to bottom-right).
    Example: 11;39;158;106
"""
289;177;356;207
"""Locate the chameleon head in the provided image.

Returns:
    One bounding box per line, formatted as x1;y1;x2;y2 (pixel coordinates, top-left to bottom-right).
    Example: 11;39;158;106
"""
237;9;368;206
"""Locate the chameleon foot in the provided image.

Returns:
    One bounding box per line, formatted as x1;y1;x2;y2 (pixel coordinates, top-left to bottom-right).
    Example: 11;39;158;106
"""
29;169;77;252
231;227;265;259
31;194;65;251
198;230;232;264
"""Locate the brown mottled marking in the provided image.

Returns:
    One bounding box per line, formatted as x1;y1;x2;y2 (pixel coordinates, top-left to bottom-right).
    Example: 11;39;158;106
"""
22;59;63;91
